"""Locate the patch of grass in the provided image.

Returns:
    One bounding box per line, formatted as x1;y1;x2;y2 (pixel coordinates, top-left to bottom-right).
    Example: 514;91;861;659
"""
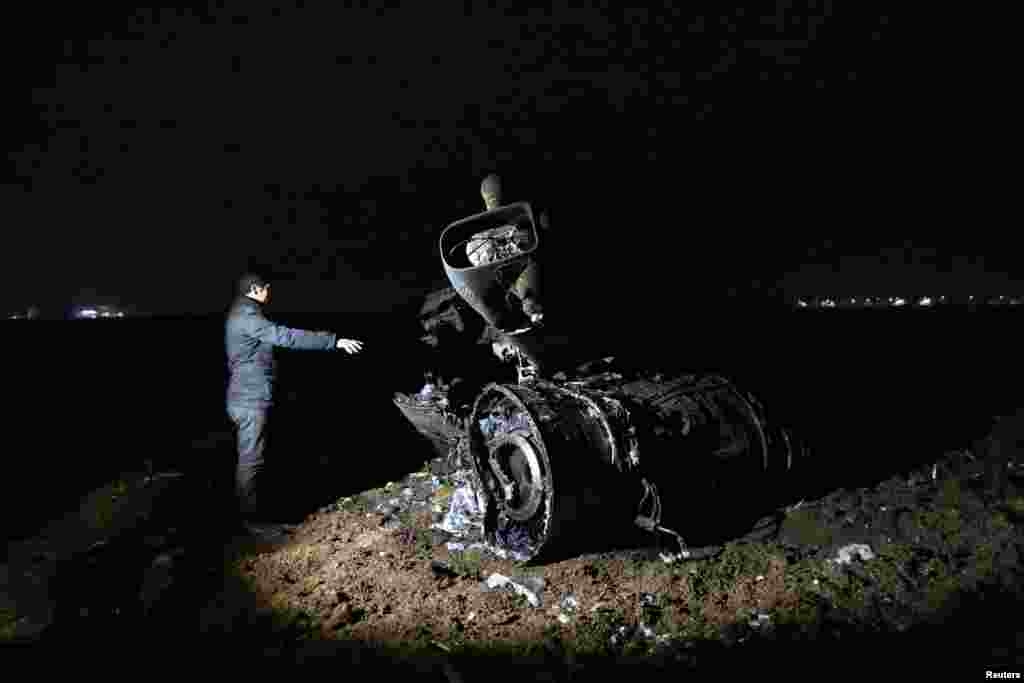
447;549;484;580
393;525;432;557
517;567;545;581
818;564;873;620
1000;496;1024;523
621;634;656;657
334;495;370;513
0;607;17;640
781;555;822;593
717;542;776;581
687;542;776;601
973;541;997;577
877;539;914;564
267;605;318;637
582;560;613;583
623;557;676;582
393;507;415;527
991;510;1013;532
777;532;992;633
394;508;436;557
776;555;830;622
775;552;866;634
572;607;625;657
915;507;962;548
77;476;139;532
438;625;469;655
783;508;833;546
643;592;677;633
920;559;961;613
866;541;917;598
413;622;433;642
91;499;117;530
83;482;128;531
773;590;826;634
937;476;962;509
666;542;781;639
666;603;718;641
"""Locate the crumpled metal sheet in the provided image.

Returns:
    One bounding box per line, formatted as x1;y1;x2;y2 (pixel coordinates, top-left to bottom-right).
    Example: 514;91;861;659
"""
481;572;544;607
832;543;875;565
466;225;530;267
478;412;532;439
434;485;484;536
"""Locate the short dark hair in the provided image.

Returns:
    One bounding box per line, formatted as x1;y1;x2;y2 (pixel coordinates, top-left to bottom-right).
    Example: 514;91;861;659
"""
237;272;270;296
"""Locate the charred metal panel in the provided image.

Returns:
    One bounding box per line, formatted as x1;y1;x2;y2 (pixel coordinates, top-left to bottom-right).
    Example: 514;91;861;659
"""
467;372;782;561
393;392;464;460
440;202;541;333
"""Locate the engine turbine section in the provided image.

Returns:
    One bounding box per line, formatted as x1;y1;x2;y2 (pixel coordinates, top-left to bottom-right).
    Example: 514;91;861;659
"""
467;372;784;561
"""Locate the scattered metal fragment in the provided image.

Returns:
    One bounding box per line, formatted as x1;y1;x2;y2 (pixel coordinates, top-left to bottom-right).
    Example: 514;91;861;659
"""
481;572;544;607
432;485;484;536
832;543;876;565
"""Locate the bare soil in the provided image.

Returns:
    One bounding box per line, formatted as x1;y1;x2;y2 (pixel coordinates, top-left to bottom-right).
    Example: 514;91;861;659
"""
3;440;1023;676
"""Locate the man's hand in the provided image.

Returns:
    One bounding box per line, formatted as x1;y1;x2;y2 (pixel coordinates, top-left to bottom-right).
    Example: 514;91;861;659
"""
336;338;364;354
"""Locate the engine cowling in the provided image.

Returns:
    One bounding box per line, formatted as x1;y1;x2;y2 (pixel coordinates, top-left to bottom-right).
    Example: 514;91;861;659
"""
439;202;542;334
467;372;785;561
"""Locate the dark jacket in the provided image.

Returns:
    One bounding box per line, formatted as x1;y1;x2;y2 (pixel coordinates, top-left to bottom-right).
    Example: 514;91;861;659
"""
225;296;337;407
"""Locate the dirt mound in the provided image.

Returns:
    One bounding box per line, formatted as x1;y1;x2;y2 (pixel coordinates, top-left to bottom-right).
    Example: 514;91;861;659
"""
4;446;1023;673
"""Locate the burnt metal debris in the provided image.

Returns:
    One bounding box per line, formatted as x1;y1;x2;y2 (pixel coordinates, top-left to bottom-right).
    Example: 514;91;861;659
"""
440;200;542;334
394;176;797;561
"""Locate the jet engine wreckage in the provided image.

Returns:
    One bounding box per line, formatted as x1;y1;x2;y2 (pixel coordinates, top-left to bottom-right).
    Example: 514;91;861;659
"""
394;176;799;562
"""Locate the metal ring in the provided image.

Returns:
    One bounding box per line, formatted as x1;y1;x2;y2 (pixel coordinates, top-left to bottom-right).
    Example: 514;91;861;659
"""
487;430;544;521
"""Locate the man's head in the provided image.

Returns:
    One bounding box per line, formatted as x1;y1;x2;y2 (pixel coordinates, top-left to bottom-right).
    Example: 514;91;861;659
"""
238;272;271;303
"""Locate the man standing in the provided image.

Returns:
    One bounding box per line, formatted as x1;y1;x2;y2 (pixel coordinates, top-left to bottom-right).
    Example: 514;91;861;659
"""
225;272;363;537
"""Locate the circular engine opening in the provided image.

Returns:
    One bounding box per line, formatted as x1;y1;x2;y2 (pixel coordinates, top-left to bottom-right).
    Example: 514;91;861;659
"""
488;431;544;521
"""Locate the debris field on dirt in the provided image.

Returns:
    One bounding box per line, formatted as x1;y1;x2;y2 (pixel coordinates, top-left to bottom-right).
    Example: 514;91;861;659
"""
5;439;1022;673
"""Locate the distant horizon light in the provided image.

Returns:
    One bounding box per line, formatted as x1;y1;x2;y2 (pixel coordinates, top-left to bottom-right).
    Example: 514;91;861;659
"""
791;293;1022;309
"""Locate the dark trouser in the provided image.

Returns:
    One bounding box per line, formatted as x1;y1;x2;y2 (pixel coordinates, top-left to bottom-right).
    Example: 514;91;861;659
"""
227;403;273;520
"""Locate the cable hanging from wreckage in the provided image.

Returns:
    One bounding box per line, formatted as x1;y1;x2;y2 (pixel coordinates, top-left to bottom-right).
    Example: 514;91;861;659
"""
395;175;800;562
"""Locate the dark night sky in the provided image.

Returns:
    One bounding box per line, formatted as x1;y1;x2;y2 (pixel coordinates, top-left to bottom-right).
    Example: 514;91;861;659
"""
1;4;1016;316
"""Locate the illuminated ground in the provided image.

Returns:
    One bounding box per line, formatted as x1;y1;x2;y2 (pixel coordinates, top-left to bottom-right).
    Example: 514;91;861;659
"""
3;443;1023;674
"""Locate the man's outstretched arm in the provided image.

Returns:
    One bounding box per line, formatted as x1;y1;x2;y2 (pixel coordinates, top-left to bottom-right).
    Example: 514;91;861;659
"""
245;309;364;353
246;314;337;351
